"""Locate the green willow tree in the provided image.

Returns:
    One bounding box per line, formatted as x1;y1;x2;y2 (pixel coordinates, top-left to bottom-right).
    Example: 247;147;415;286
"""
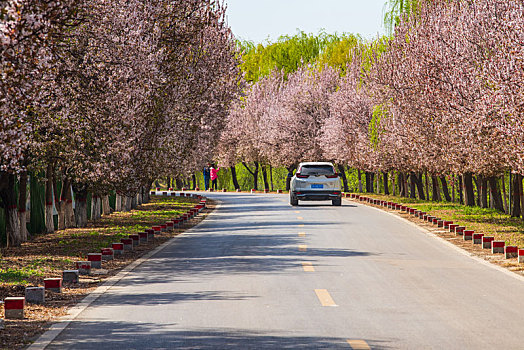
383;0;420;35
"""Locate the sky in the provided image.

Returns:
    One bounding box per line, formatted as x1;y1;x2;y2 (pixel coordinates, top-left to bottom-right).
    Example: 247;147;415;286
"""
224;0;387;44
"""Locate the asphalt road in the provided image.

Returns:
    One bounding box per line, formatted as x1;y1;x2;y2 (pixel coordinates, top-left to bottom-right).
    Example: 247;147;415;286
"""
46;193;524;349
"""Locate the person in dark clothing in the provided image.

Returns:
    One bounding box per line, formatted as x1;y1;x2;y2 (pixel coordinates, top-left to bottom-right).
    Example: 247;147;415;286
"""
203;164;211;190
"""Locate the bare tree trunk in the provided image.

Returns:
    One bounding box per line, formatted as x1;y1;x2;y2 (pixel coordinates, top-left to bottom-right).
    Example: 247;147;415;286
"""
383;172;389;195
115;193;122;212
102;195;111;215
131;194;137;209
18;171;28;242
451;174;455;202
482;176;489;208
415;173;425;200
488;176;504;212
126;196;133;211
261;165;269;190
0;172;22;246
518;174;524;220
45;163;54;234
58;176;70;230
338;165;349;192
91;195;102;220
392;171;396;196
358;170;363;192
458;175;464;204
74;188;88;228
409;173;416;199
230;166;240;190
431;176;442;202
242;162;259;190
440;176;451;202
501;174;508;213
270;165;274;191
366;172;374;193
463;173;475;207
192;174;196;190
398;173;405;197
425;173;430;201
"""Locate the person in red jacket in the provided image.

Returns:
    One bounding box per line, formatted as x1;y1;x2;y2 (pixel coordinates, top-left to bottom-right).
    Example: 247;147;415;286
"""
210;164;220;190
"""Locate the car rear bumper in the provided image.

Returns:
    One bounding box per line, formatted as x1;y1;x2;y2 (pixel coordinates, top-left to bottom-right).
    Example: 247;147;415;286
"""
293;191;341;201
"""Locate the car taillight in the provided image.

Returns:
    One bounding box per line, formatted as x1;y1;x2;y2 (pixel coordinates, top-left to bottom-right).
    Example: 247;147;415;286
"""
296;174;309;178
325;174;338;178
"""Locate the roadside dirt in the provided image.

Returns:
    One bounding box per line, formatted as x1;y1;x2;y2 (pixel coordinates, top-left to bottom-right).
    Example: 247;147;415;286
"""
0;196;216;350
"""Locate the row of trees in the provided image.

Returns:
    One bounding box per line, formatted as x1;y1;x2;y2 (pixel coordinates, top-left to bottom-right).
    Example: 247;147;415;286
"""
217;0;524;217
0;0;241;246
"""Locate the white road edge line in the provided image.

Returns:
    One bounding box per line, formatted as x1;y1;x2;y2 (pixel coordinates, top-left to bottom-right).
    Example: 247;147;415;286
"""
28;198;222;350
343;198;524;283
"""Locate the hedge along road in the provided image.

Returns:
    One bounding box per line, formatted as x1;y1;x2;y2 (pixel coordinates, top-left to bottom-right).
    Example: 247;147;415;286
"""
41;192;524;349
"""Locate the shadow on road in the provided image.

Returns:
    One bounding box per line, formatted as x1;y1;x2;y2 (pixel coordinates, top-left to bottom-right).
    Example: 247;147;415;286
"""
112;233;376;288
49;322;392;349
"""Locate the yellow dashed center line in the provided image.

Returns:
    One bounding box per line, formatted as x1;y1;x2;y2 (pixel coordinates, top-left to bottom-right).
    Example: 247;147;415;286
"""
298;244;307;252
298;232;306;237
302;262;315;272
297;216;303;220
346;339;371;349
314;289;337;306
294;210;300;213
298;224;305;227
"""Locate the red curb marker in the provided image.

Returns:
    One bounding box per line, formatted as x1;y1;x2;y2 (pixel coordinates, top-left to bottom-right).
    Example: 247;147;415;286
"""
44;278;62;293
88;253;103;268
492;241;505;254
120;238;133;251
463;230;474;241
138;232;148;243
482;236;494;249
129;234;140;247
76;261;91;275
473;233;484;244
437;220;444;228
63;270;79;283
432;218;439;225
101;248;114;257
448;224;458;232
4;297;25;319
455;226;465;235
160;224;167;232
443;221;453;229
505;246;518;259
519;249;524;263
152;226;161;232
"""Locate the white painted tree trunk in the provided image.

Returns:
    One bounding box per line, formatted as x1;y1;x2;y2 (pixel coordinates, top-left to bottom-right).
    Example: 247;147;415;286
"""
75;199;88;227
115;193;122;212
58;201;66;230
65;198;74;228
19;209;27;242
45;203;54;233
102;195;111;215
6;207;21;247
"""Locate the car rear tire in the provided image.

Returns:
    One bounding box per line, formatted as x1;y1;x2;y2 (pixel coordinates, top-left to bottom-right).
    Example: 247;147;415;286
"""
332;198;341;206
290;193;299;206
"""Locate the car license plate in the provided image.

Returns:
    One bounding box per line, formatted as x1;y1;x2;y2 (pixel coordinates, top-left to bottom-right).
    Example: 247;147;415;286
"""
311;184;323;189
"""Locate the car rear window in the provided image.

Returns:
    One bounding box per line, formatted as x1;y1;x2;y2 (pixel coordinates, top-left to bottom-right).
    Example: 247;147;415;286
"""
299;165;335;175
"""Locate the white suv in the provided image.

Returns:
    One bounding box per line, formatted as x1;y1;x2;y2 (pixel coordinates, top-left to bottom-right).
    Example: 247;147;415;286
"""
290;162;342;206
